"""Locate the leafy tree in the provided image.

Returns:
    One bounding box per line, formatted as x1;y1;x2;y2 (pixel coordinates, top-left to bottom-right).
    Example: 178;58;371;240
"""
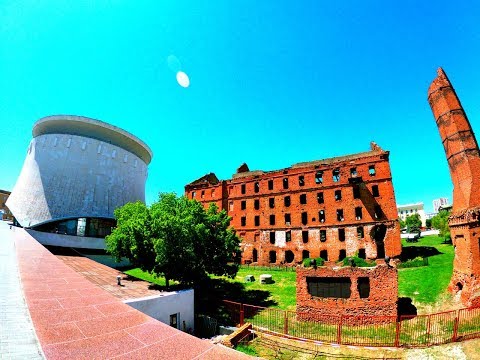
431;210;451;241
106;193;241;288
405;213;422;233
425;218;432;228
399;218;406;229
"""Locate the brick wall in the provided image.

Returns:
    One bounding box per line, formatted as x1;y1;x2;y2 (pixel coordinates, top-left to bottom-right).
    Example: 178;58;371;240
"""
296;265;398;324
185;143;401;265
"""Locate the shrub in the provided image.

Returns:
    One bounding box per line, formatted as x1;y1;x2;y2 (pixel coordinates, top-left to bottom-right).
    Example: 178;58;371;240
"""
398;256;428;268
303;257;325;267
342;256;375;267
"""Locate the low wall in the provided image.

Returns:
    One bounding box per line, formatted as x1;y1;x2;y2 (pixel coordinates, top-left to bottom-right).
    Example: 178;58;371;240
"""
26;228;106;249
296;265;398;324
125;289;195;332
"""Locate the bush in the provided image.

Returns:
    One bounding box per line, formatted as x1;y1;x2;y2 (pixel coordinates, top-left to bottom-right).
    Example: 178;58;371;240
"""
398;256;428;268
342;256;375;267
303;257;325;267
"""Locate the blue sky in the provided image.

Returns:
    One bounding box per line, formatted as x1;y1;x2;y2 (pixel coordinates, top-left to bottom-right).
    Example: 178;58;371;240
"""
1;1;479;213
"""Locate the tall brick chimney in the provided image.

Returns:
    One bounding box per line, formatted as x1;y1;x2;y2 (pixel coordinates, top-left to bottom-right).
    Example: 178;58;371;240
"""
428;68;480;305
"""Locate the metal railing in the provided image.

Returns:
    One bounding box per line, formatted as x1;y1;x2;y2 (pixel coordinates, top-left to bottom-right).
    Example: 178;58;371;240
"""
222;300;480;348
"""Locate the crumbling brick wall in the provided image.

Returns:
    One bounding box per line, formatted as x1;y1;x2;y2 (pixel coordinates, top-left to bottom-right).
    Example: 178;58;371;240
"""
185;144;401;266
296;265;398;325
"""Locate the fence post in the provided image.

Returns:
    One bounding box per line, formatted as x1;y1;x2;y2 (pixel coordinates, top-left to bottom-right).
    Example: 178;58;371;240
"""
240;303;244;326
284;311;289;335
337;316;343;345
394;318;401;347
426;314;431;346
452;310;459;342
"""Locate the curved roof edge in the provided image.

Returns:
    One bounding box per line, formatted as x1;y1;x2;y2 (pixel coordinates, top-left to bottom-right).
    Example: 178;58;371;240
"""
33;115;153;164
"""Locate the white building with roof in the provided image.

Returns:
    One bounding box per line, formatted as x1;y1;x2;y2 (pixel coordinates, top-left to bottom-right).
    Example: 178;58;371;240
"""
397;202;426;228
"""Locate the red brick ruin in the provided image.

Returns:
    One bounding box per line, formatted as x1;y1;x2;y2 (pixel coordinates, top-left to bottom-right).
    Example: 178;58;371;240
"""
428;68;480;306
296;265;398;324
185;143;401;266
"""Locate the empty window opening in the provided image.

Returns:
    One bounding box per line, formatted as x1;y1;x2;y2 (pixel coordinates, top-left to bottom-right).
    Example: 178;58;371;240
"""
335;190;342;201
300;194;307;204
211;189;215;197
302;230;309;243
339;249;346;261
350;167;357;177
353;186;360;199
201;191;205;199
286;230;291;242
372;185;379;197
355;207;363;220
254;233;259;242
302;250;310;260
299;175;305;186
358;248;366;259
315;171;323;184
269;197;275;208
307;277;351;298
369;165;376;176
253;249;258;262
320;250;328;261
357;226;364;239
270;215;276;225
283;178;289;189
254;182;260;193
285;213;291;225
339;228;345;242
268;179;274;190
229;201;234;211
374;205;382;219
285;250;295;263
333;169;340;182
241;201;246;210
241;217;246;226
284;196;291;207
269;251;277;263
254;216;260;226
241;184;246;194
317;192;324;204
192;191;196;199
456;282;464;291
170;313;178;328
357;277;370;298
254;199;260;210
319;210;325;223
270;231;276;244
301;212;308;225
320;230;327;242
337;209;344;222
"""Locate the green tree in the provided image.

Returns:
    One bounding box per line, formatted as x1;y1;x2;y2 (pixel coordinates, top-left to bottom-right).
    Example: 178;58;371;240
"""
431;210;451;241
426;218;432;228
399;218;406;229
106;193;241;288
405;213;422;233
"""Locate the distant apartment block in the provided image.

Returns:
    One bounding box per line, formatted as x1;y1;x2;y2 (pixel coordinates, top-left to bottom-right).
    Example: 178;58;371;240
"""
397;202;426;227
433;197;449;213
0;189;13;221
185;143;401;266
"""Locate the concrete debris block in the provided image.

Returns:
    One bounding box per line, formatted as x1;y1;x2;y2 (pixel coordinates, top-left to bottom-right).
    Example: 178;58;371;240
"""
259;274;273;284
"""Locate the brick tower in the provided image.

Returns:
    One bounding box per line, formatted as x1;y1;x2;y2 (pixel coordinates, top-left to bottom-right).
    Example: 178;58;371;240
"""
428;68;480;306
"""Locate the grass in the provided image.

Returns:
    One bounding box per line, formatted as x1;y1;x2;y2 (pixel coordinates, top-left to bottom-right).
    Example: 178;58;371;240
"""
398;235;454;305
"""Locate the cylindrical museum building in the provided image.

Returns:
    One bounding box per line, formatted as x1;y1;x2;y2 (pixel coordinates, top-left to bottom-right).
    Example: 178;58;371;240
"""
6;115;152;249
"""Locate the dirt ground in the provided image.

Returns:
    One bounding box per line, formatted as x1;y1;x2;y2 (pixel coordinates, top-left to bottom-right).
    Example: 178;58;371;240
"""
245;334;480;360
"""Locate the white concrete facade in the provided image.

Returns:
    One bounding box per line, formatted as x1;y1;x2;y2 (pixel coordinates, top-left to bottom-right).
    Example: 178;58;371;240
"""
124;289;195;332
397;202;427;227
7;115;152;246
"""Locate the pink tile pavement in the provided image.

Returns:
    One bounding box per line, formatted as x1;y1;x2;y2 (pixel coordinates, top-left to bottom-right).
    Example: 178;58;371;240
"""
14;229;252;359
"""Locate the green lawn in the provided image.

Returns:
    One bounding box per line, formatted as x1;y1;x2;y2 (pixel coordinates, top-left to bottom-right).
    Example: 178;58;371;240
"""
398;235;454;304
124;235;454;312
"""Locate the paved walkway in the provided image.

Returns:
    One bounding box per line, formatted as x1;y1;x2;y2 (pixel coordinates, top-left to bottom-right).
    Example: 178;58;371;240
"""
0;221;44;359
5;222;253;359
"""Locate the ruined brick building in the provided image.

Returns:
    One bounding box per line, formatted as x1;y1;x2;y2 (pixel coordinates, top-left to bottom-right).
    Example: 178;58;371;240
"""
185;143;401;266
428;68;480;306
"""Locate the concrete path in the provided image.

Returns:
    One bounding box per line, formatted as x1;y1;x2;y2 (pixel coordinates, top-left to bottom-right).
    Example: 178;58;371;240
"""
0;221;44;359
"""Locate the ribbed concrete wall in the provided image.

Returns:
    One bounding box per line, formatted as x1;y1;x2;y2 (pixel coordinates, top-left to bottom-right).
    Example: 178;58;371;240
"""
7;116;151;228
